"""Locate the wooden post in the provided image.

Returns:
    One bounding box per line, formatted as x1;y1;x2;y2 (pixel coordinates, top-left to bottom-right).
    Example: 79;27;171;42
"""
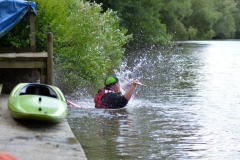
40;68;47;84
30;13;36;52
47;32;53;85
0;84;2;94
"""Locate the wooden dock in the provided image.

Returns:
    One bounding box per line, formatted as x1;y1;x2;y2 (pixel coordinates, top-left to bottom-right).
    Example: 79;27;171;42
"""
0;94;87;160
0;32;54;86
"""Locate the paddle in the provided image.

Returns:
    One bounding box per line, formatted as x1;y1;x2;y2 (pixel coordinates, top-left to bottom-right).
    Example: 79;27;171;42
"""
136;82;147;86
66;99;82;108
123;81;147;90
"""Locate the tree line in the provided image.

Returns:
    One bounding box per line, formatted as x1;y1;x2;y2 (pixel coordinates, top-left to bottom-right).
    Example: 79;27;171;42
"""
88;0;240;45
1;0;240;91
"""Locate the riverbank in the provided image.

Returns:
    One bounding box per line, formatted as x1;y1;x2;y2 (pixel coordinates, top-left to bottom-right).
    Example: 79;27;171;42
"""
0;94;87;160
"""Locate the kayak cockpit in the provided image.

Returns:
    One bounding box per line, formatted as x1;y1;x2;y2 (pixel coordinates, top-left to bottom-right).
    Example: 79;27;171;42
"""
19;84;58;99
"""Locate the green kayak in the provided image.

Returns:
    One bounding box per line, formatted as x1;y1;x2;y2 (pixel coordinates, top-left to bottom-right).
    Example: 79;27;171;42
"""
8;83;68;123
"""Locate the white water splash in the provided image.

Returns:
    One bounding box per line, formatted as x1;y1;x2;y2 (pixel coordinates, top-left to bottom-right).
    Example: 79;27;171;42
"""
70;57;150;109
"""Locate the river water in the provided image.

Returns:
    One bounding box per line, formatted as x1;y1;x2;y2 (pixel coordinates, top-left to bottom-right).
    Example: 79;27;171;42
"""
67;40;240;159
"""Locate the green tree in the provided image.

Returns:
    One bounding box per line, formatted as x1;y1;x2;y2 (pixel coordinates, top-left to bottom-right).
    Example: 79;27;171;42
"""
234;0;240;38
88;0;171;46
213;0;238;39
0;16;30;47
159;0;192;40
183;0;220;39
34;0;132;91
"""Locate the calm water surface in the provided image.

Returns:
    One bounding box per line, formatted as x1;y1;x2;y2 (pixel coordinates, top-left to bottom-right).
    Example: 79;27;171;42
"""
67;40;240;159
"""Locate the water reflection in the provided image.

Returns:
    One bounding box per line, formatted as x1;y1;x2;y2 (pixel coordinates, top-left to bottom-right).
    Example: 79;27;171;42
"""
67;40;240;159
67;108;136;159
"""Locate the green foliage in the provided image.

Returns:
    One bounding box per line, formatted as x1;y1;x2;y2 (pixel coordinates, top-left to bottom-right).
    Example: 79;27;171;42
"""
136;0;171;45
188;26;198;40
92;0;240;41
234;0;240;38
0;17;30;47
160;0;192;40
213;0;237;39
5;0;240;52
88;0;171;45
34;0;131;90
185;0;220;39
34;0;70;51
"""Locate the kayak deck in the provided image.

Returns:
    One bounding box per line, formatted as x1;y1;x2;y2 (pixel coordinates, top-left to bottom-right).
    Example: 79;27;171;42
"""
8;83;68;123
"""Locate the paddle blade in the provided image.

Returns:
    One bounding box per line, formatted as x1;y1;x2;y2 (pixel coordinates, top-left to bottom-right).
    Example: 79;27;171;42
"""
136;82;147;86
66;99;82;108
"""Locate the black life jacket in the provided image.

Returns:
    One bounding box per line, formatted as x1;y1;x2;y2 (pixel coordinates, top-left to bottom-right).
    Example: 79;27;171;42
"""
94;88;114;109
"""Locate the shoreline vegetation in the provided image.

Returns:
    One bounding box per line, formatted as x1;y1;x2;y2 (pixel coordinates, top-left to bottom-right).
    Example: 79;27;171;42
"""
1;0;239;93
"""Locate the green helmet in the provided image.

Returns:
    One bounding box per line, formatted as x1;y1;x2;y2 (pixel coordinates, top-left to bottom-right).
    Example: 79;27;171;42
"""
105;76;119;86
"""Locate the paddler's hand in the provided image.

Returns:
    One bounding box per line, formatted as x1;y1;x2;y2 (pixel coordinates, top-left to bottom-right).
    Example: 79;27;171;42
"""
132;80;139;87
123;80;139;90
123;80;139;100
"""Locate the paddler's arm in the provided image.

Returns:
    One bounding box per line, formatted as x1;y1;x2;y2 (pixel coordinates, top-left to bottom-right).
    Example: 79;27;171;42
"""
123;80;138;100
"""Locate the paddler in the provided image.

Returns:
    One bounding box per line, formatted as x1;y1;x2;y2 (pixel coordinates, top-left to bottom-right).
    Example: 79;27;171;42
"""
94;76;139;109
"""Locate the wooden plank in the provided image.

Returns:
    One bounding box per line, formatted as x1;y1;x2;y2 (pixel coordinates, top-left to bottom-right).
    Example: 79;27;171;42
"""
0;52;48;58
0;61;46;68
0;94;87;160
0;58;47;61
0;46;36;53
